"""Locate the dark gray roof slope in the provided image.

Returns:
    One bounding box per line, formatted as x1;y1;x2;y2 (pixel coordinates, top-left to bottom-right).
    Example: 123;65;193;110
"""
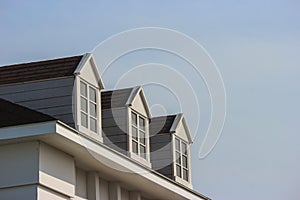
0;55;83;85
101;87;133;109
149;115;176;136
0;98;55;128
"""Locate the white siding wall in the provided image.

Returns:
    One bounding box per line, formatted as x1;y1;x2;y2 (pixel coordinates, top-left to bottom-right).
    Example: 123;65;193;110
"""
175;121;189;142
75;168;87;199
38;186;69;200
0;141;39;188
39;142;75;198
79;60;99;88
99;179;109;200
131;93;148;117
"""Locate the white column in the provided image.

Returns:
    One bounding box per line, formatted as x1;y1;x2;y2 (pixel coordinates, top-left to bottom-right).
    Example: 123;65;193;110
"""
109;182;121;200
87;172;100;200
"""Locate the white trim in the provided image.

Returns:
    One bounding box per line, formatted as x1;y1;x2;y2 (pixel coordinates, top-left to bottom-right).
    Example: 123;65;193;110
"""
0;121;207;200
76;77;103;142
39;171;75;197
129;109;152;167
0;121;57;140
74;53;91;74
74;53;104;89
126;86;152;118
170;114;192;143
173;135;193;188
126;86;140;106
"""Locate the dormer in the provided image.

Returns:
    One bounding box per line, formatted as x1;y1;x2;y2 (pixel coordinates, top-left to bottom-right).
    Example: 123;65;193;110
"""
149;114;193;188
0;53;104;142
73;54;104;141
101;86;152;167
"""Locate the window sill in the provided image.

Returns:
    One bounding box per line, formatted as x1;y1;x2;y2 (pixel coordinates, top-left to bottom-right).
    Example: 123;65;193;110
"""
129;152;152;168
174;176;193;189
78;125;103;143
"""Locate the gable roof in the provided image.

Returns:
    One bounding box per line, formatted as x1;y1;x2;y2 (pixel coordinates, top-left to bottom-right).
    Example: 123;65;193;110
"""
0;55;83;85
150;113;192;143
74;53;104;89
101;86;151;118
0;98;56;128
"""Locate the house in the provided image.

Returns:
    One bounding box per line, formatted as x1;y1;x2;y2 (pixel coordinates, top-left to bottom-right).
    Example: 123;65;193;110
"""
0;54;210;200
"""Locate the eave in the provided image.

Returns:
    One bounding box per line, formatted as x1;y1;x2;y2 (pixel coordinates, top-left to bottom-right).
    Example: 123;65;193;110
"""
0;121;209;200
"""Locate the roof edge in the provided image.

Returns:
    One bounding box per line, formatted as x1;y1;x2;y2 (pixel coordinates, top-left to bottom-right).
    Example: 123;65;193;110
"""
126;86;152;118
170;113;193;143
74;53;105;89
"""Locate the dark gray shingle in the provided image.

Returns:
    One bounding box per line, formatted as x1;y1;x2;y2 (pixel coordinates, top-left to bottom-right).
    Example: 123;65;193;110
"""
0;98;55;128
0;55;83;85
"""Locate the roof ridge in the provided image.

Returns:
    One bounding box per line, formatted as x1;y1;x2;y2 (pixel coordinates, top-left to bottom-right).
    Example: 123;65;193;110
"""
0;55;84;85
0;54;84;68
101;86;137;93
151;113;180;119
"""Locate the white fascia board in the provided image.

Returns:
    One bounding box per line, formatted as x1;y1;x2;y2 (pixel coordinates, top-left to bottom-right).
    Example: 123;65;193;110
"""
54;122;207;200
0;121;57;140
0;121;208;200
125;86;140;106
170;114;193;143
126;86;152;118
182;116;193;144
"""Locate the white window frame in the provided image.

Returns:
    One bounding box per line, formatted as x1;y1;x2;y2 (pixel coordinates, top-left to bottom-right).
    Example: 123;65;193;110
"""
173;136;191;185
128;109;151;167
76;78;102;141
131;111;147;159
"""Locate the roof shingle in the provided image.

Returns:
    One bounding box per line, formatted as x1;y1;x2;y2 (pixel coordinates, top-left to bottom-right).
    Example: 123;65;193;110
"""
101;88;133;109
149;115;176;135
0;98;55;128
0;55;83;85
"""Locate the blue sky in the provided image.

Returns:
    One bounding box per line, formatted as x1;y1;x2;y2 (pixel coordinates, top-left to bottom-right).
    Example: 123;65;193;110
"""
1;1;300;199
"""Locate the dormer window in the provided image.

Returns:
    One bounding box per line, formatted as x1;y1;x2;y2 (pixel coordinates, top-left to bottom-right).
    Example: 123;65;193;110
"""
101;86;152;167
73;53;104;142
175;137;189;181
80;81;98;133
149;114;192;188
131;112;147;159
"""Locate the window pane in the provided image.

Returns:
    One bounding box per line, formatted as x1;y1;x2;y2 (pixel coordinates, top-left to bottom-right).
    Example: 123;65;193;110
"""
132;127;138;140
175;138;180;151
139;117;145;131
81;97;88;112
132;141;138;154
182;142;187;155
176;165;181;177
176;152;181;164
131;112;137;126
140;145;146;159
80;82;87;97
81;113;88;128
89;87;96;102
140;131;146;145
182;155;188;168
90;118;97;133
90;102;97;117
183;169;188;181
